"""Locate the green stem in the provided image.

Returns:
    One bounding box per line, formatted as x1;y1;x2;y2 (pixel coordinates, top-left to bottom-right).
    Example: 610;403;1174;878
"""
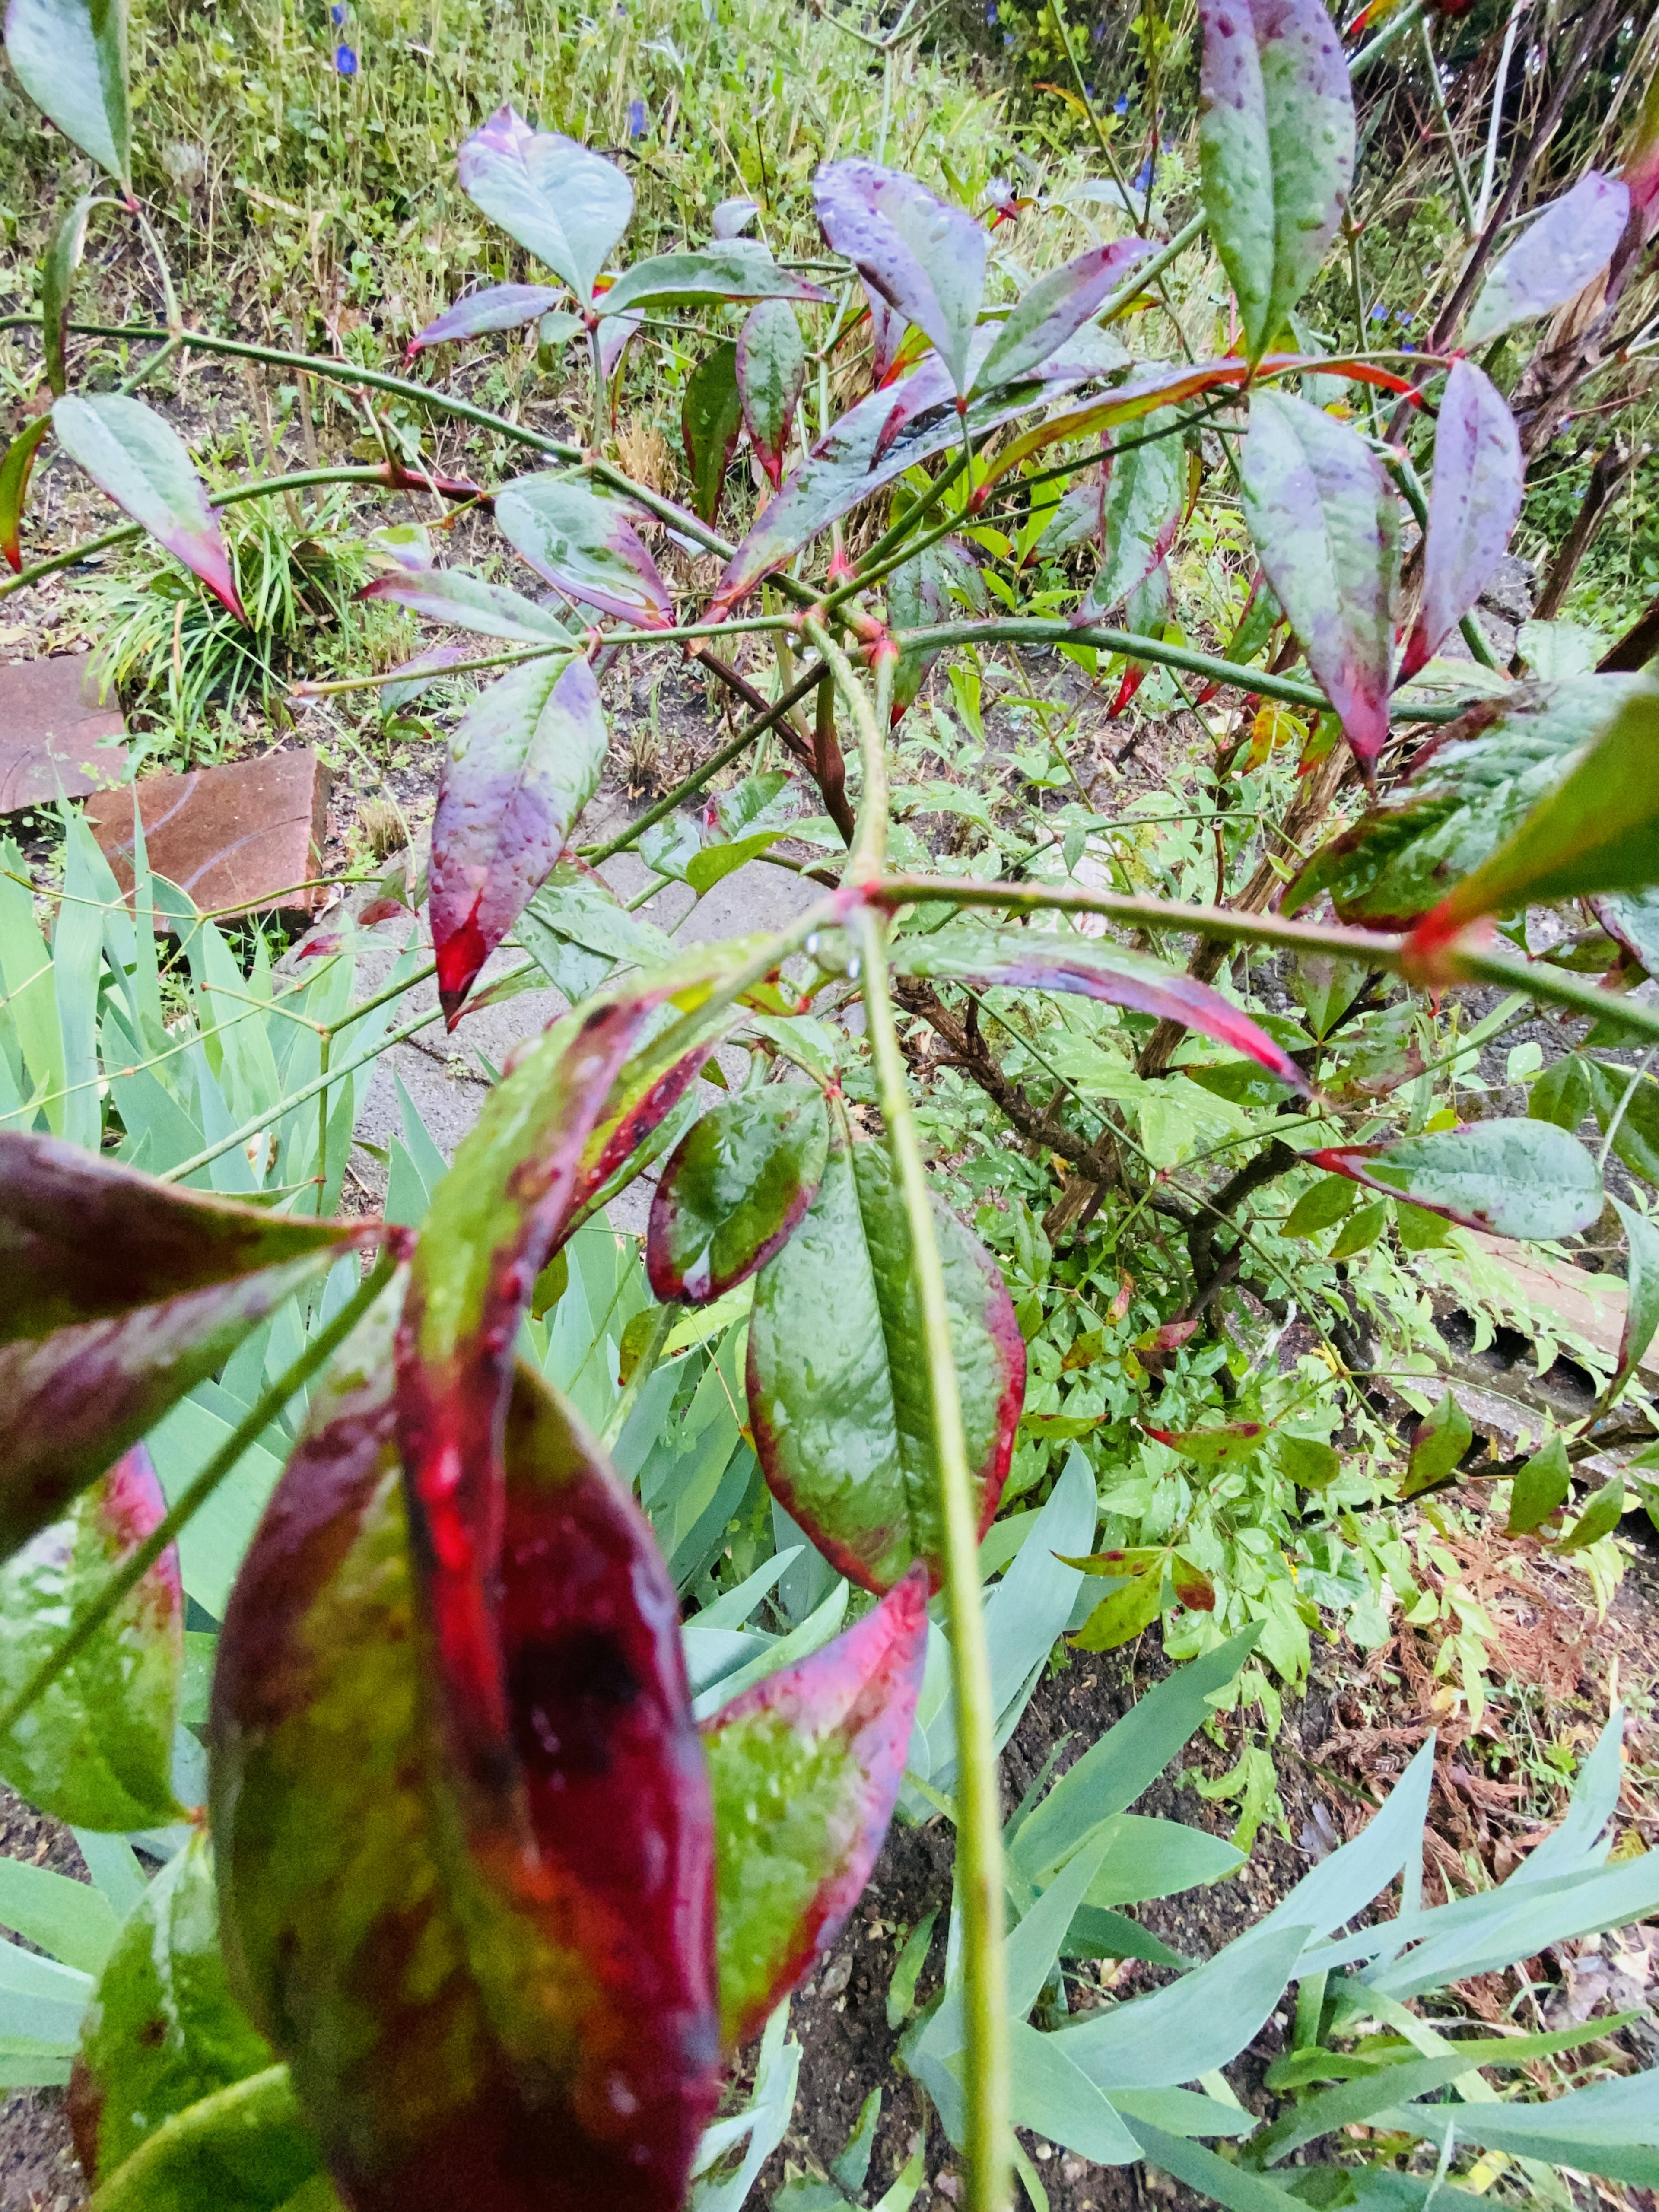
854;903;1009;2212
88;2067;300;2212
1100;212;1206;325
116;329;182;398
0;1256;396;1746
1347;0;1428;79
1419;16;1479;236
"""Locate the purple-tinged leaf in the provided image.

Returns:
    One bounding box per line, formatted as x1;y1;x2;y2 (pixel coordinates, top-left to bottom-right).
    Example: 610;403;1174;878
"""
647;1085;829;1305
1465;171;1632;348
495;470;674;628
359;567;572;644
866;285;908;384
814;159;987;397
1198;0;1354;361
682;341;744;527
52;394;246;621
1239;388;1398;782
364;521;435;571
214;1303;719;2212
598;309;642;383
889;535;985;721
430;655;607;1022
891;927;1313;1094
601;245;828;319
737;299;806;492
1037;464;1108;559
711;196;759;239
1076;408;1186;620
457;105;633;305
42;191;101;397
406;283;566;358
703;1566;927;2049
0;1443;181;1829
1596;886;1659;974
747;1131;1025;1595
3;0;130;186
972;238;1152;394
1400;359;1522;681
0;414;50;574
1310;1121;1602;1241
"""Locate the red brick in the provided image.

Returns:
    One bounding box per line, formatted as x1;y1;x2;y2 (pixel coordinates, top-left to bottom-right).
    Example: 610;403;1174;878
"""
86;749;332;922
0;654;127;813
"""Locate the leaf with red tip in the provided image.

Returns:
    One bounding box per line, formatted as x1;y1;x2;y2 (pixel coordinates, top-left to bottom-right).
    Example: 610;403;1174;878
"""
683;341;744;527
1399;359;1522;681
52;394;246;621
703;1565;927;2049
1239;388;1398;780
890;927;1313;1095
647;1085;830;1306
1143;1422;1266;1467
457;105;633;304
736;299;807;493
973;238;1152;396
814;159;986;397
747;1130;1025;1595
1197;0;1354;362
0;1443;181;1829
0;413;50;572
1310;1121;1602;1242
358;567;573;644
407;282;566;356
429;655;608;1023
1465;172;1632;348
213;1307;718;2212
867;286;908;383
495;472;674;628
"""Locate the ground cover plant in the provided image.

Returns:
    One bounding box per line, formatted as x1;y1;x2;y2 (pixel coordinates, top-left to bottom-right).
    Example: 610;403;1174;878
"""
0;0;1658;2207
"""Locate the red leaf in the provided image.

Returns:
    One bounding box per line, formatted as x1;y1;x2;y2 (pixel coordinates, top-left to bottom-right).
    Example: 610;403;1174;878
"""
1399;359;1522;681
0;415;51;573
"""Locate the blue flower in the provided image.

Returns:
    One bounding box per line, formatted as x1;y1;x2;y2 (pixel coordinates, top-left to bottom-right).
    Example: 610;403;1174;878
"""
330;3;346;22
627;97;648;138
1113;92;1129;113
1369;301;1390;323
334;40;357;73
1400;341;1417;353
1132;156;1154;193
985;0;998;22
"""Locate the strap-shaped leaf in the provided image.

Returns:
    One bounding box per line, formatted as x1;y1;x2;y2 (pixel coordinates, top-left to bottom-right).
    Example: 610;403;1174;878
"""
456;106;632;305
42;191;100;396
704;1567;927;2050
0;414;51;573
53;394;245;621
1197;0;1354;361
358;568;572;644
1239;389;1397;780
647;1085;830;1305
1399;359;1522;681
1310;1121;1602;1241
1465;171;1632;348
494;472;674;628
429;655;607;1022
406;282;564;356
682;341;744;527
890;928;1312;1093
601;245;829;319
736;300;807;493
814;160;986;397
971;238;1151;394
213;1319;718;2212
0;1444;181;1830
746;1130;1025;1593
1613;1197;1659;1393
3;0;130;186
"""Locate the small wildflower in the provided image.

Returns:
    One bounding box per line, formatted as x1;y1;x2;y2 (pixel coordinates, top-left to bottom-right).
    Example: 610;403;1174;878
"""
334;40;357;73
1113;92;1129;113
985;0;998;22
1131;156;1154;193
330;3;346;22
1369;301;1390;323
627;97;648;138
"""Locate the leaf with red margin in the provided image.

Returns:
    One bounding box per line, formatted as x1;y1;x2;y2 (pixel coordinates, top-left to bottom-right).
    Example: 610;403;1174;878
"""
971;237;1152;394
0;1443;182;1830
0;414;50;573
359;568;573;645
406;283;565;358
494;472;674;629
212;1300;718;2212
1309;1121;1602;1241
889;928;1313;1095
52;394;245;622
647;1085;830;1305
1143;1422;1266;1467
1465;172;1632;348
737;300;807;493
702;1565;927;2049
866;286;908;384
814;159;987;398
1239;388;1398;781
601;245;830;319
457;106;633;305
747;1129;1025;1595
1399;359;1522;681
682;342;744;528
430;655;607;1023
1075;409;1186;620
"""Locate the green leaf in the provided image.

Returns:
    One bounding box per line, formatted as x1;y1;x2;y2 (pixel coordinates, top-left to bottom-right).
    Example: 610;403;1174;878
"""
1557;1473;1626;1550
1506;1431;1570;1535
647;1085;829;1305
493;471;674;628
886;1905;938;2029
1084;1813;1244;1906
602;245;827;318
70;1832;277;2184
1080;410;1186;620
1311;1119;1602;1241
746;1128;1025;1594
1613;1198;1659;1390
3;0;130;186
0;413;51;573
456;106;632;304
682;340;744;526
735;298;806;491
356;567;572;644
1052;1918;1310;2089
1589;1060;1659;1188
1285;678;1641;928
1395;1201;1455;1251
1328;1198;1387;1259
0;1446;181;1830
1005;2016;1141;2164
1071;1570;1163;1652
1058;1907;1191;1969
78;2063;330;2212
42;191;100;397
1374;2063;1659;2186
1402;1391;1471;1499
1272;1433;1339;1490
1144;1421;1265;1467
683;829;783;893
0;1855;117;1977
1282;1174;1357;1237
52;394;245;620
1529;1048;1596;1129
1197;0;1354;361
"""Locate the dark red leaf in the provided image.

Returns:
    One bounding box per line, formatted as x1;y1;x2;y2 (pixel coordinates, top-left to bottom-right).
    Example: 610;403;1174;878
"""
1399;359;1522;681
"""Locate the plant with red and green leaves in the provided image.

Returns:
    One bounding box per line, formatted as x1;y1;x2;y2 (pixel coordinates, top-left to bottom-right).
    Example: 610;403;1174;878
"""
3;0;1659;2203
